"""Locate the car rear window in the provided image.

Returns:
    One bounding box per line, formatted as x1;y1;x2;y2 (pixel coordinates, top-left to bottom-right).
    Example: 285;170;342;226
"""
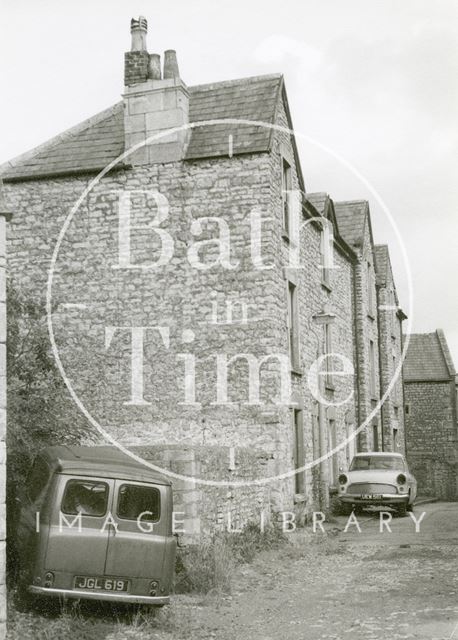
62;479;108;517
350;456;405;471
117;484;160;522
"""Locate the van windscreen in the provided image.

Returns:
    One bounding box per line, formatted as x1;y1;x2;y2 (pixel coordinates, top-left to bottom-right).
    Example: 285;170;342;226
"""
117;484;160;522
62;480;108;517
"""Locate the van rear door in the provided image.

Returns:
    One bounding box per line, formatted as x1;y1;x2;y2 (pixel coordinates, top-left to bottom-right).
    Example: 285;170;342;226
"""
45;475;113;576
103;480;166;579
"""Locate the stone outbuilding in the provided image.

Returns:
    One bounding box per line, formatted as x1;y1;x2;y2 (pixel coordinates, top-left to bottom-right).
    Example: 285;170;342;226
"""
403;330;458;500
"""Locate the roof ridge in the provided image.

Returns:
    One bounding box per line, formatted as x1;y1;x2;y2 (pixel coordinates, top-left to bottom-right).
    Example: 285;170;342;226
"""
0;102;123;177
189;73;283;93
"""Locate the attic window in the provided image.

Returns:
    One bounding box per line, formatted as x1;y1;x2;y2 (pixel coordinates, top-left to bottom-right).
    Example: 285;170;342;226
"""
281;157;292;236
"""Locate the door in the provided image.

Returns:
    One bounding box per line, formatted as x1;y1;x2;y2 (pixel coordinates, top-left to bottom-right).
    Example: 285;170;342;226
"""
46;475;113;575
104;480;166;579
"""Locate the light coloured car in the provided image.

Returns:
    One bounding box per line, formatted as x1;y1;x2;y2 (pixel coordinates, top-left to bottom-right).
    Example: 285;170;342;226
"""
338;452;417;516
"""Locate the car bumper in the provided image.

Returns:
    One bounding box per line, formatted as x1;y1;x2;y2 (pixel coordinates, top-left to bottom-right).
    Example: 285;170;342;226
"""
29;586;171;605
339;494;409;505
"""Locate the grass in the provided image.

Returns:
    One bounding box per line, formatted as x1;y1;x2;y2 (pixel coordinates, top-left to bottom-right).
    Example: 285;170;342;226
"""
175;521;288;595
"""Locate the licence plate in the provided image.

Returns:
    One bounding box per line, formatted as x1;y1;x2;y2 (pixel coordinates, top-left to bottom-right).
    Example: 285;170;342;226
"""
74;576;129;592
361;494;382;499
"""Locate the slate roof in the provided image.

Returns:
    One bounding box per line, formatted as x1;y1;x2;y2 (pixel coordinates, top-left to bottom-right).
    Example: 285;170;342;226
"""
403;330;456;382
334;200;368;247
1;74;283;181
306;192;328;216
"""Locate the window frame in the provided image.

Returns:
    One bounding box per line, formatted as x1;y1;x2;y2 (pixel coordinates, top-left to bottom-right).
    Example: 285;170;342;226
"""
369;339;377;397
61;478;109;518
116;483;161;523
293;409;305;494
281;157;292;237
287;279;300;371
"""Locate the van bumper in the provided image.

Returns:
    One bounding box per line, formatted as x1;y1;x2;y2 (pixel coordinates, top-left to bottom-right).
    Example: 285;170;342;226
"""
29;586;171;605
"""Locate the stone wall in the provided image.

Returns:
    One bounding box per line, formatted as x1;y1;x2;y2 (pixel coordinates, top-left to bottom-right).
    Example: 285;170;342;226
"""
404;380;458;499
0;203;9;639
377;278;406;454
353;223;381;452
131;444;275;542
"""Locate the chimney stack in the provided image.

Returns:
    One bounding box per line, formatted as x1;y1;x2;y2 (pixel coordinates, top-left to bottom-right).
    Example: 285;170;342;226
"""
163;50;180;79
123;17;190;164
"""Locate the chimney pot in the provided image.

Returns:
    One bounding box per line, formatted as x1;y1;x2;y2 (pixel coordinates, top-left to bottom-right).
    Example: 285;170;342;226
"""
130;15;148;51
163;50;180;79
148;53;162;80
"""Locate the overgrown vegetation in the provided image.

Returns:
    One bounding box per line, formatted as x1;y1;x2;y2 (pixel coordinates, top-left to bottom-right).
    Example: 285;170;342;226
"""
6;285;93;575
175;522;288;594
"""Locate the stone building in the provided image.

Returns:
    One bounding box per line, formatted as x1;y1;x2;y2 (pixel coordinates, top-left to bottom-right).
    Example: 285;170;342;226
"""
374;244;407;454
334;200;382;452
0;17;408;533
0;182;11;639
403;330;458;500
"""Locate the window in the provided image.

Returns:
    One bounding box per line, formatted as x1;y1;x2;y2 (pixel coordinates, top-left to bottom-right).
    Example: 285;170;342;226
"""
293;410;305;494
281;158;292;235
392;355;398;402
320;223;332;287
392;428;398;449
62;480;108;517
345;419;355;467
27;457;51;503
372;422;379;451
367;262;375;317
350;455;404;471
287;280;300;370
328;419;338;485
369;340;376;397
324;323;333;386
118;484;160;522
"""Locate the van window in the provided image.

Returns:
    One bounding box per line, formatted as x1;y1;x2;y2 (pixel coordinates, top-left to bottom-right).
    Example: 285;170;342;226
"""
62;480;108;517
117;484;160;522
27;457;51;503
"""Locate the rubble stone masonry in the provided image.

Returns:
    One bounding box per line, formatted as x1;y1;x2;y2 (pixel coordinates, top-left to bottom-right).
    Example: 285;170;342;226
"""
0;204;8;639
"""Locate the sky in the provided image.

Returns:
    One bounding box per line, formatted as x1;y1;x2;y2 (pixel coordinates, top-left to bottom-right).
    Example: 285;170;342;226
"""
1;0;457;365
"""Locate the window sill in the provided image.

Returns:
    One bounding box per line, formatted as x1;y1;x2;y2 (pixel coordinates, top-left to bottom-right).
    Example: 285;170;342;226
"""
291;367;303;377
325;381;335;392
321;280;332;293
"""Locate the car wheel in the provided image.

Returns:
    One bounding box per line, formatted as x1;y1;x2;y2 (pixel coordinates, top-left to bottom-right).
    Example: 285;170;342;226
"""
397;503;407;517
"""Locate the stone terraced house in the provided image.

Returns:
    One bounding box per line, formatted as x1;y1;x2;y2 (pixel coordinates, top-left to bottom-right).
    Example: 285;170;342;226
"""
0;17;410;535
403;330;458;500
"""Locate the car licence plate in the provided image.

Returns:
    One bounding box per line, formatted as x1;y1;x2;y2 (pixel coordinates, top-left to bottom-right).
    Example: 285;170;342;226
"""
361;494;382;499
74;576;129;592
